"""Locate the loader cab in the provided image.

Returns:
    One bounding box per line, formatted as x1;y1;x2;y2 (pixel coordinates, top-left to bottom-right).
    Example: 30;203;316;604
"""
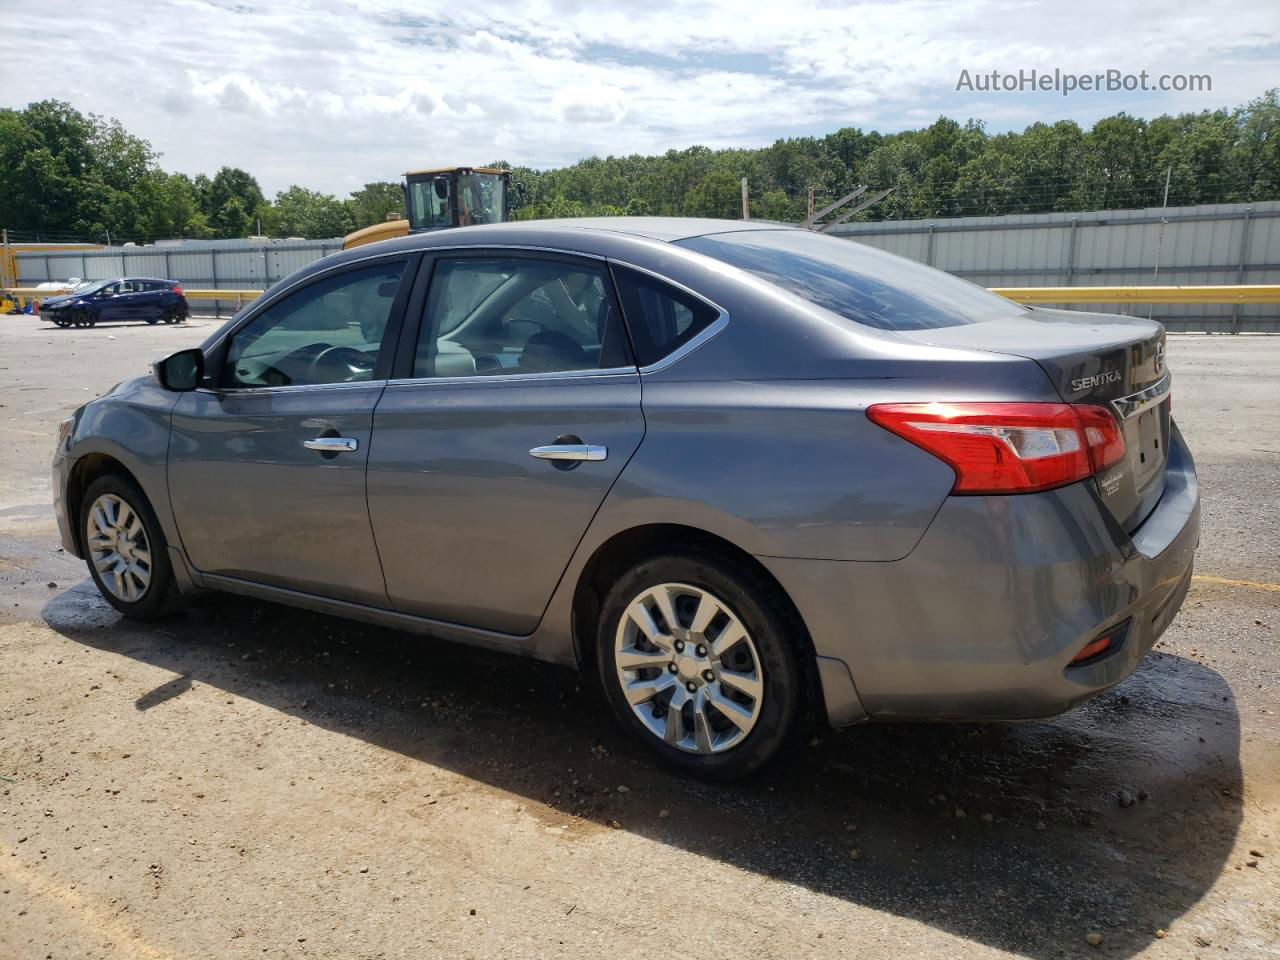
405;167;509;230
342;167;511;250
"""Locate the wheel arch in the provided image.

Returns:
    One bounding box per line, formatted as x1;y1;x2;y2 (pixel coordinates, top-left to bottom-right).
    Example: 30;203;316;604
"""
571;522;817;670
65;453;144;554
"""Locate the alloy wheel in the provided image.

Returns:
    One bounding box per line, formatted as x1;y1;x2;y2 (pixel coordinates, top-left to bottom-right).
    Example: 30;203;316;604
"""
614;582;764;754
85;493;152;602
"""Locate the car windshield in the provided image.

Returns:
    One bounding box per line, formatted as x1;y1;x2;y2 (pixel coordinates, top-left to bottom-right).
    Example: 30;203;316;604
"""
73;279;113;295
678;229;1027;331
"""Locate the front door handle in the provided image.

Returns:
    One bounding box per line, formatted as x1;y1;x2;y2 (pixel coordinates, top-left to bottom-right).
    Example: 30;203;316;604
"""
303;437;359;453
529;444;607;462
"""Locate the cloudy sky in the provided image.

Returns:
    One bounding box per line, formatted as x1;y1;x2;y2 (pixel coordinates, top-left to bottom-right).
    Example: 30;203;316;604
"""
3;0;1277;197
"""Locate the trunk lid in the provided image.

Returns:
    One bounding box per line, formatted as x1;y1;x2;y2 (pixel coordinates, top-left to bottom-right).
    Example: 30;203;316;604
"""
897;308;1170;531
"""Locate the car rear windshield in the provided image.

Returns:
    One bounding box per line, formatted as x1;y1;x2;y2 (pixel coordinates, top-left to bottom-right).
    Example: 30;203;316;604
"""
678;229;1026;330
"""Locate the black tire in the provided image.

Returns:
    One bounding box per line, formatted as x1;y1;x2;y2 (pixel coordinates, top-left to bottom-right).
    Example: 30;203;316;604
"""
54;317;71;328
80;473;181;620
145;315;160;324
596;550;813;780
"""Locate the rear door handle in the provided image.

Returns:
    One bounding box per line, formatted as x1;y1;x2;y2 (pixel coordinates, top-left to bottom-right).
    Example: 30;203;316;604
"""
303;437;359;453
529;444;607;462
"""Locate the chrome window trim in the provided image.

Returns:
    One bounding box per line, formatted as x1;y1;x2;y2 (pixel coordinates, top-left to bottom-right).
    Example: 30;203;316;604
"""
637;311;729;374
193;379;387;398
1110;372;1172;419
385;367;636;388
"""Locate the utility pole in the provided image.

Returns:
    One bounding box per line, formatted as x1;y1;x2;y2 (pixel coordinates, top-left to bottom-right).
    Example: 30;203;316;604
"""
1152;165;1172;282
807;187;815;222
1150;165;1172;320
741;178;750;220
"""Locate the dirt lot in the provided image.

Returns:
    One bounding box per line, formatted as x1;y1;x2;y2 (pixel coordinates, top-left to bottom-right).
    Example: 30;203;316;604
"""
1;314;1277;959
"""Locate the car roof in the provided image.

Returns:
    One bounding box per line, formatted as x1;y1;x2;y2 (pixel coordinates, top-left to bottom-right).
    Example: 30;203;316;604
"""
508;217;793;242
290;218;804;296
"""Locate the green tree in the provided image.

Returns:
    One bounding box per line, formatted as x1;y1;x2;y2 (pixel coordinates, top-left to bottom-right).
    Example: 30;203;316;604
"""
211;197;252;239
683;170;742;218
348;181;404;229
273;186;354;238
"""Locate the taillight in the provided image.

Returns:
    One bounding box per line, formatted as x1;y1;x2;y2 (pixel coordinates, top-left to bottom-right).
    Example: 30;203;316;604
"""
1074;404;1125;471
171;284;184;296
866;402;1126;495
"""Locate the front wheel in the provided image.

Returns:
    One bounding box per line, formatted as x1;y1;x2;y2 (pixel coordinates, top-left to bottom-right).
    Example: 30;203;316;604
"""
80;474;180;619
596;551;812;779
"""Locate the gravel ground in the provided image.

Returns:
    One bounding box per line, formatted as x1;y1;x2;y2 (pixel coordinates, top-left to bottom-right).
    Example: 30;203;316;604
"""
1;315;1277;959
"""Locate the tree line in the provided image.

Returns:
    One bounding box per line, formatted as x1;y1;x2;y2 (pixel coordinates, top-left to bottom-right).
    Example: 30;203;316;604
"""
1;92;1276;243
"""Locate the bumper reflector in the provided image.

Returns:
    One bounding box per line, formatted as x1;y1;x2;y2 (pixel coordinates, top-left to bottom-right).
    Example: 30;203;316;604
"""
1070;623;1127;665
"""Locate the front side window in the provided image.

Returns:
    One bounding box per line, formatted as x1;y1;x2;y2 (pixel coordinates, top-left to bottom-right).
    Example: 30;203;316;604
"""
679;229;1027;331
414;257;630;378
223;260;406;388
406;177;453;231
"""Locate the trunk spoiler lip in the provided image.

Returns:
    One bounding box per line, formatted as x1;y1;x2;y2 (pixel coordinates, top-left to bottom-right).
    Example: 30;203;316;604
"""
1110;372;1172;420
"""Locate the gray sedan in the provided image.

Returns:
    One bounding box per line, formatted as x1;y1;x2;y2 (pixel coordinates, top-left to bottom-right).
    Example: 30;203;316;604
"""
52;218;1199;778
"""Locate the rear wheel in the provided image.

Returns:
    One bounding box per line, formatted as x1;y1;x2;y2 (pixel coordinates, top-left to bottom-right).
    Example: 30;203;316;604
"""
80;474;180;619
163;306;183;324
596;550;811;779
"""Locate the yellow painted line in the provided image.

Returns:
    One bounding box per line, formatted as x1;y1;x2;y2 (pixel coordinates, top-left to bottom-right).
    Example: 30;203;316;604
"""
0;841;185;960
1193;575;1280;593
0;422;53;438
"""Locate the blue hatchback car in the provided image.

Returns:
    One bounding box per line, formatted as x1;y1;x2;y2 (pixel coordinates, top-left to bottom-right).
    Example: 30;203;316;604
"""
40;277;188;328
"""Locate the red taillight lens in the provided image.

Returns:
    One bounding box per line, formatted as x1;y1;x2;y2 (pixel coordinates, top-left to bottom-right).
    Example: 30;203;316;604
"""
1074;404;1125;471
867;402;1126;495
171;285;184;296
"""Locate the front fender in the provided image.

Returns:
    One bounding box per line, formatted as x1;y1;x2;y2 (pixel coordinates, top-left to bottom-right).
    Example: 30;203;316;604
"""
59;377;182;558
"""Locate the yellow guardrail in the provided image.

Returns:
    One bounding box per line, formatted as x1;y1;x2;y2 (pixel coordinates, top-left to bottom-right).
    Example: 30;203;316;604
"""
7;284;1280;309
989;285;1280;304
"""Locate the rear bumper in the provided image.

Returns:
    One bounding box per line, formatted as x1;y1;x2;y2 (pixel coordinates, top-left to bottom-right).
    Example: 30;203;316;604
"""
764;422;1200;725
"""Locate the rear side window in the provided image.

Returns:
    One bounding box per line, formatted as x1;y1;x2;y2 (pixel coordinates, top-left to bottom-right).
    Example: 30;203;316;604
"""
612;266;719;366
678;229;1026;331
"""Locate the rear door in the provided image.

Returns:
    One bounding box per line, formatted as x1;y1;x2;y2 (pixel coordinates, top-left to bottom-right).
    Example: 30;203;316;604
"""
366;251;644;635
135;281;166;321
113;280;146;321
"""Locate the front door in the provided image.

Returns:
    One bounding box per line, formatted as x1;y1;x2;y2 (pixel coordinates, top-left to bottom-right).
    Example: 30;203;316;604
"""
168;256;415;606
367;253;644;635
95;282;130;322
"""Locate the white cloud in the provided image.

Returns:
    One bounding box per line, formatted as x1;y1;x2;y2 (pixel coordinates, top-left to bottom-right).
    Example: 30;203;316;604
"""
1;0;1276;196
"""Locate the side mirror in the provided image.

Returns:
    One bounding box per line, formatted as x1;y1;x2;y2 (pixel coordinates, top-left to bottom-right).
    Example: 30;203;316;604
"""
154;348;204;391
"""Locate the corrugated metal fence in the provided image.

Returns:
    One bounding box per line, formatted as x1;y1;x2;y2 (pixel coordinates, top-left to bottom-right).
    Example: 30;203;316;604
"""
830;201;1280;332
15;200;1280;330
14;237;343;316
